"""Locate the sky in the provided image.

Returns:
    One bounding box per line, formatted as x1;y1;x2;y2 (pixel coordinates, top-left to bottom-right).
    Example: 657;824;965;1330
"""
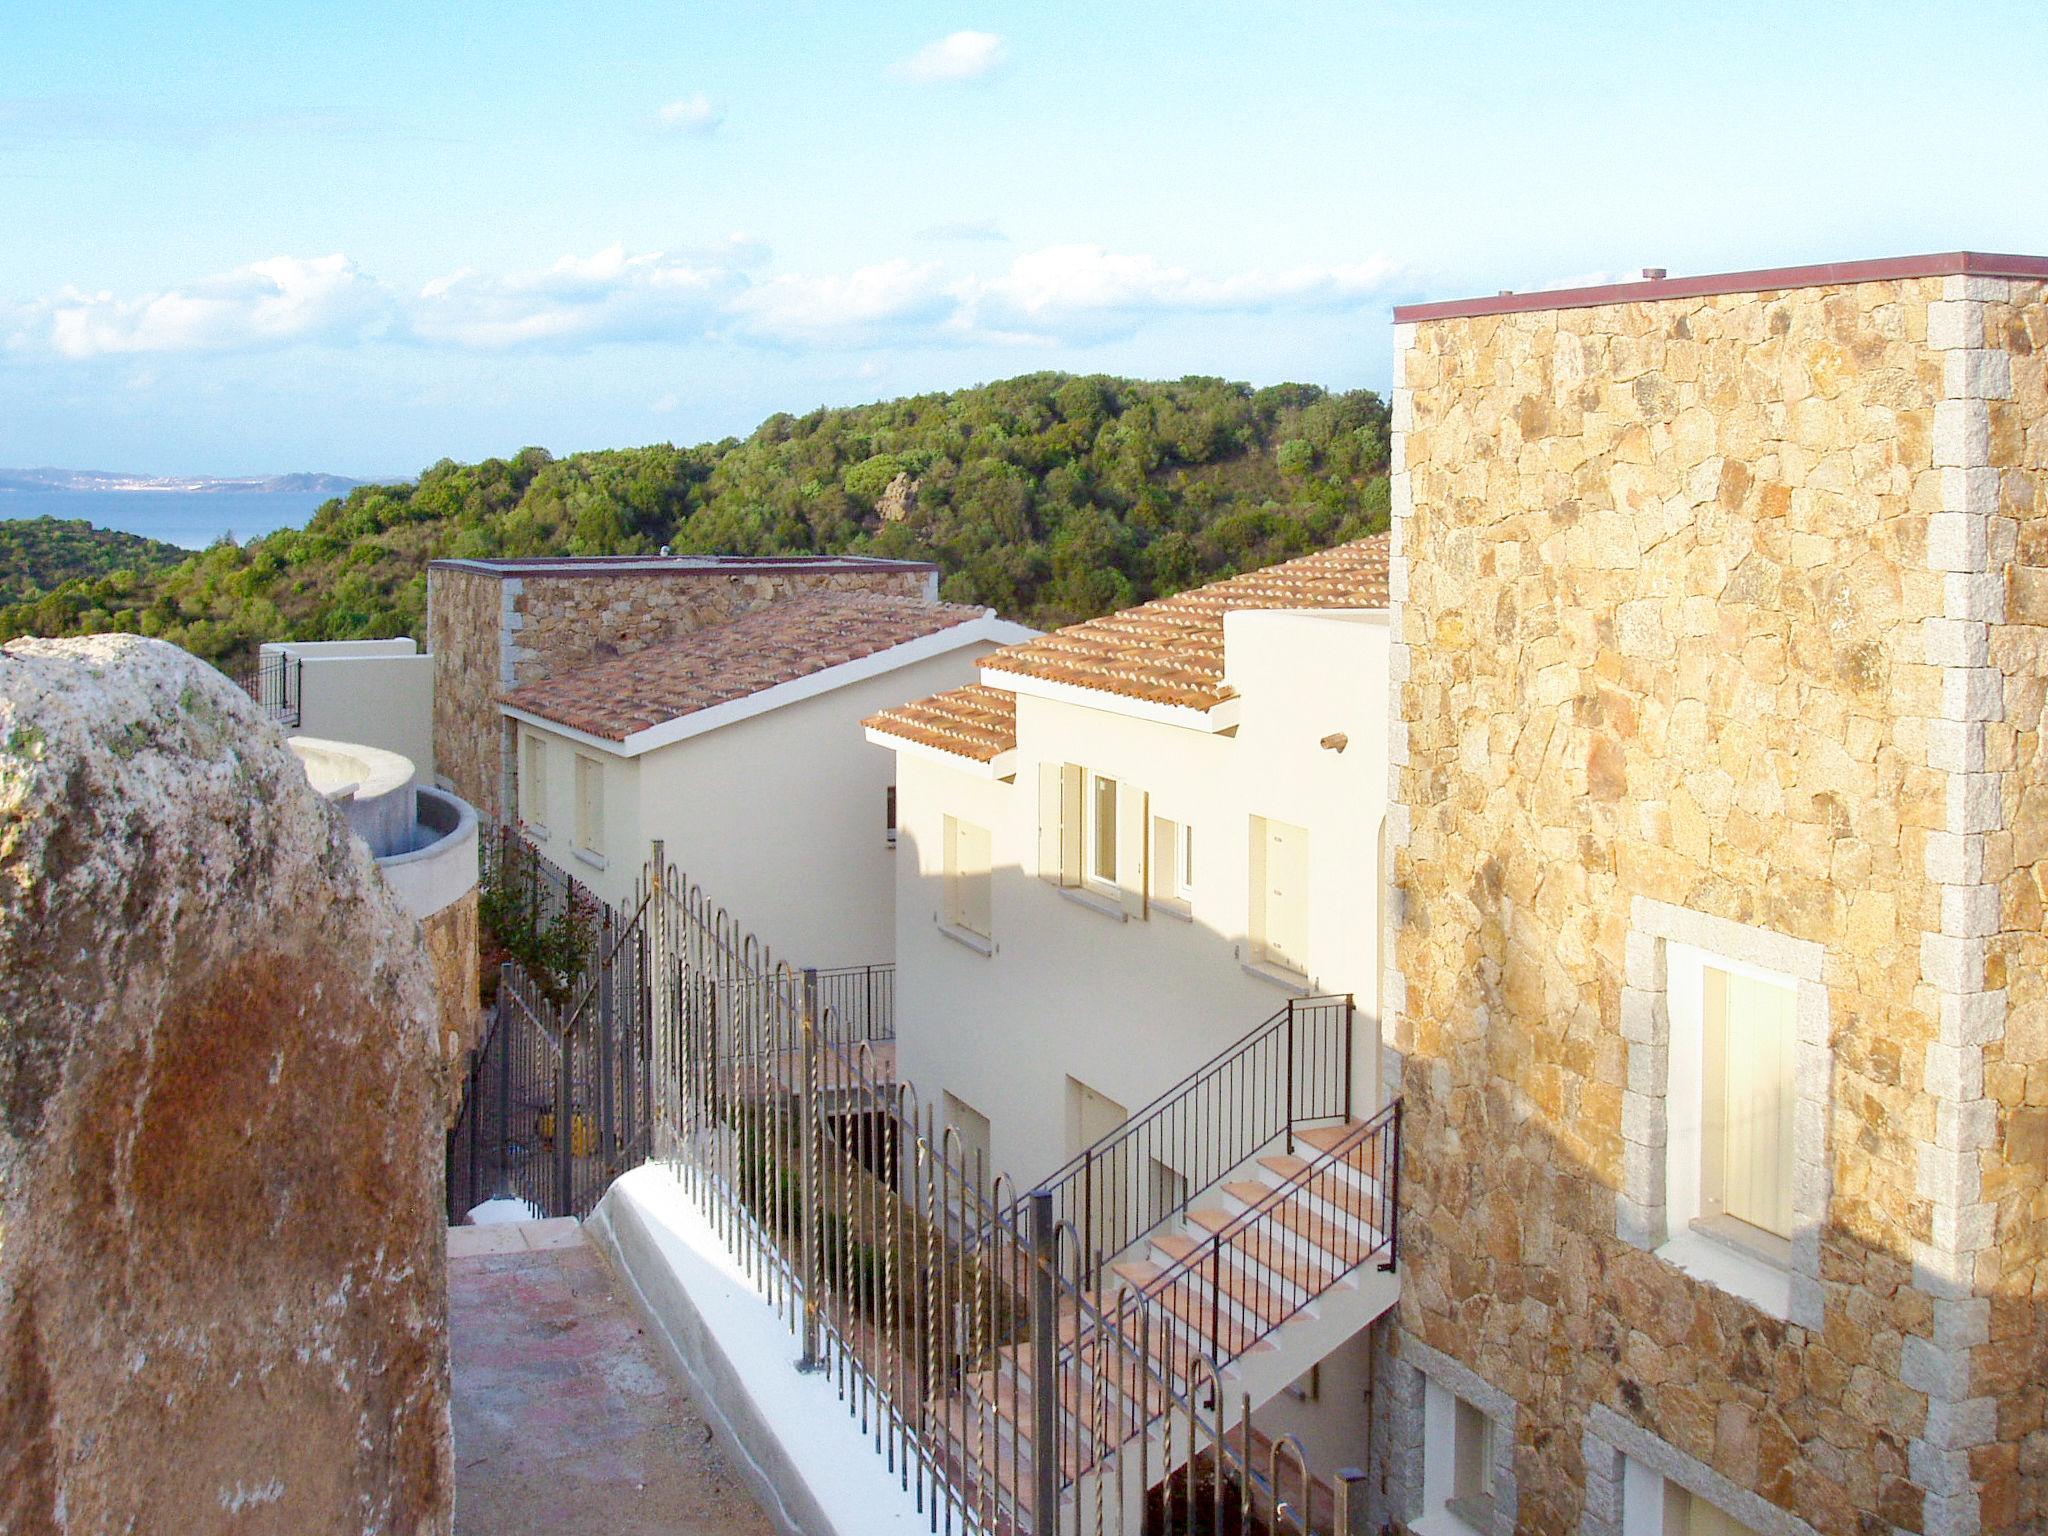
3;0;2046;477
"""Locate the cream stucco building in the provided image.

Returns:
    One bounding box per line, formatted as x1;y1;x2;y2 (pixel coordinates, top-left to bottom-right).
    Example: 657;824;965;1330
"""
502;590;1032;967
865;538;1396;1472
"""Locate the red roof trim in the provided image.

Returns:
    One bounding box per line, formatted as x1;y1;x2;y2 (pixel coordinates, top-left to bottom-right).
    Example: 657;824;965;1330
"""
1393;252;2048;324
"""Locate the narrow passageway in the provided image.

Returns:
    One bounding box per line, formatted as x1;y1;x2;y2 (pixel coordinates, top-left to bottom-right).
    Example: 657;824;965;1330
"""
448;1219;778;1536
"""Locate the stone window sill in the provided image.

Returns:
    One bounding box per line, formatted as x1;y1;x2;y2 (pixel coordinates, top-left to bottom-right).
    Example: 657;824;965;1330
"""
526;822;551;842
1242;957;1311;994
1152;896;1193;923
937;920;995;957
1657;1224;1792;1322
1059;886;1129;923
573;847;608;872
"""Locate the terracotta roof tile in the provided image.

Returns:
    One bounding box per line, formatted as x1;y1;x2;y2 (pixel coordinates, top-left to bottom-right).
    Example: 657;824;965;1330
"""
501;592;988;741
864;535;1389;760
979;534;1388;710
862;685;1017;764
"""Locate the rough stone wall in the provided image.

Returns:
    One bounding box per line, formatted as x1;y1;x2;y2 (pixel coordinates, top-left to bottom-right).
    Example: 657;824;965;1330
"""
507;565;935;687
0;634;451;1536
428;562;936;822
1969;281;2048;1534
426;564;506;819
1389;276;2046;1535
422;887;481;1125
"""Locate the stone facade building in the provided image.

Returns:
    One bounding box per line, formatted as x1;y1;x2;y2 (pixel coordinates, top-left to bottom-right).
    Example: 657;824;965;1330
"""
1380;255;2048;1535
425;554;938;820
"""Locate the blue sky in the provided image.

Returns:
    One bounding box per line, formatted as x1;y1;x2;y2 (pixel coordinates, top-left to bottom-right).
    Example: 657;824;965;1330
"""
3;0;2045;476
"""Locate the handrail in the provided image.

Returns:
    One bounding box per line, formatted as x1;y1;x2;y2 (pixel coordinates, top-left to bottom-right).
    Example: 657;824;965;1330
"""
1014;992;1356;1288
1075;1096;1399;1376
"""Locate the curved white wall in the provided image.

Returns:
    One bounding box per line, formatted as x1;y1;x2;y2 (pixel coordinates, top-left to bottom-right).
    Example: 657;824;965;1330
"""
289;736;418;858
378;786;479;920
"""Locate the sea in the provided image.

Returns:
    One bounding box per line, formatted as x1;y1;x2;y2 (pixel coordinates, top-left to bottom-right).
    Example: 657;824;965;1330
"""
0;487;340;551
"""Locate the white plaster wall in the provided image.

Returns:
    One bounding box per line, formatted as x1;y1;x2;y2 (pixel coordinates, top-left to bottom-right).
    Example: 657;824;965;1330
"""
520;645;1000;963
289;652;436;777
893;610;1391;1194
519;734;644;909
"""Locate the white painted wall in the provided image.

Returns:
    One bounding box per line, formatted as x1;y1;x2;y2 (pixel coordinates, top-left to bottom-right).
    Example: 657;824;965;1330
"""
264;640;436;777
890;609;1391;1194
516;642;1010;967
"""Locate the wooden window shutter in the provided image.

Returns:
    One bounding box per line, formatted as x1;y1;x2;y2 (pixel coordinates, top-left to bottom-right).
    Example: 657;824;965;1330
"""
1261;819;1309;972
1117;782;1149;919
1038;763;1062;883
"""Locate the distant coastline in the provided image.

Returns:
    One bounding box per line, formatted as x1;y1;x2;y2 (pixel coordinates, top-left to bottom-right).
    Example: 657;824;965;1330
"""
0;466;396;549
0;466;368;498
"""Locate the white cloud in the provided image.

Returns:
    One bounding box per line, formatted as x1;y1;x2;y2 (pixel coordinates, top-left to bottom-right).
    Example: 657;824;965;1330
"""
953;245;1403;344
4;242;1403;360
655;93;723;135
412;244;740;349
32;254;389;358
723;259;952;347
892;31;1005;84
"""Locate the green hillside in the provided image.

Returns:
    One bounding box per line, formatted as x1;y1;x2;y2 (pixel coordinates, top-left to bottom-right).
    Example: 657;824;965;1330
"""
0;517;187;607
0;373;1391;668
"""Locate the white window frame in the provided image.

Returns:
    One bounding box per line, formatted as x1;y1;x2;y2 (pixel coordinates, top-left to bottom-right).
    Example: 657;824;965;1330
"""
1249;814;1312;980
1667;944;1797;1256
1393;1333;1516;1536
942;814;994;945
573;752;605;865
1582;1406;1816;1536
1150;815;1196;912
1617;898;1829;1328
1084;771;1120;894
522;732;550;837
942;1091;992;1183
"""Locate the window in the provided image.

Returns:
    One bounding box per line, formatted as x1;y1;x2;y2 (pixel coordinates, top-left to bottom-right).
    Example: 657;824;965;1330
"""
1151;816;1196;908
1620;900;1828;1327
1701;963;1796;1241
574;753;604;857
943;1092;992;1184
886;784;898;849
1663;1487;1760;1536
523;733;549;833
1421;1376;1504;1536
1038;762;1148;919
944;815;993;940
1251;816;1310;975
1451;1397;1496;1527
1087;772;1119;890
1666;943;1797;1265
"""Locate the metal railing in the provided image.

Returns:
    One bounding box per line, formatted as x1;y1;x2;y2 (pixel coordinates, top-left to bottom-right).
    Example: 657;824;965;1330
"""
807;962;897;1043
238;652;301;727
1022;994;1356;1291
460;843;1398;1534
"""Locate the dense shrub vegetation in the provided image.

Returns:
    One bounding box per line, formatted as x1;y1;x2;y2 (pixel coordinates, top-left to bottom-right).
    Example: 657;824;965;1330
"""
0;518;185;606
0;373;1390;667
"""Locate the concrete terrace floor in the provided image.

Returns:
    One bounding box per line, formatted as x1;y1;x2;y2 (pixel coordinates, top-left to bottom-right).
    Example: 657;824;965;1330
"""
448;1219;779;1536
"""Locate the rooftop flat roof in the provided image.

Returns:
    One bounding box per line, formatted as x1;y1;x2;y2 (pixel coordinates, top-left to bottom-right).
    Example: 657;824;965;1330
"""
429;553;937;578
1393;251;2048;324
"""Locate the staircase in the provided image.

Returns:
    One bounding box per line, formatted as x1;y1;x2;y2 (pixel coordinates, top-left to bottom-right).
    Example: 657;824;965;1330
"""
923;997;1402;1536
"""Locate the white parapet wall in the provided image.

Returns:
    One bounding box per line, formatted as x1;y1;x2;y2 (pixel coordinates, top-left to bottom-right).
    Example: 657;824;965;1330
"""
263;639;435;776
377;786;478;921
586;1164;929;1536
290;736;418;858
